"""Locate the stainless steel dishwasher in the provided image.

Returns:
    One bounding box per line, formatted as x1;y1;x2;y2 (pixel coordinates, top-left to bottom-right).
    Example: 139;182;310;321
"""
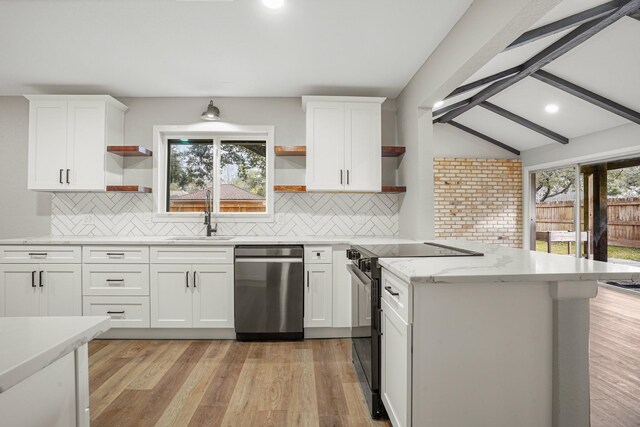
234;245;304;341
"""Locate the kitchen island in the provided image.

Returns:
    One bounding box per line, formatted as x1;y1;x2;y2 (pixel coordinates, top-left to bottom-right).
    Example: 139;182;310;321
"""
377;240;640;427
0;316;111;427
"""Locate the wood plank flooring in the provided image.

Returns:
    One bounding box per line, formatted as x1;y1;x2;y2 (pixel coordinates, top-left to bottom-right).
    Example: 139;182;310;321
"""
89;287;640;426
591;287;640;427
88;338;390;427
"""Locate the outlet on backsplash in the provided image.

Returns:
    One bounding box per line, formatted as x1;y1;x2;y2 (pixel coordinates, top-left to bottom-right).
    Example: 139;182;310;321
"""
82;214;94;225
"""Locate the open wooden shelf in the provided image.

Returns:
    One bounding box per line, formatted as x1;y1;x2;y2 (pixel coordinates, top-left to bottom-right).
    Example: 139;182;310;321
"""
275;146;306;156
106;185;152;193
274;185;307;193
274;146;405;157
107;146;153;157
381;146;406;157
274;185;405;194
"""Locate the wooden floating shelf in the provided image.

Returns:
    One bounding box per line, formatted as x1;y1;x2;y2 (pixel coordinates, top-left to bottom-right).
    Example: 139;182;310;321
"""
381;146;406;157
274;185;405;194
106;185;152;193
274;146;405;157
274;146;306;156
274;185;307;192
107;146;153;157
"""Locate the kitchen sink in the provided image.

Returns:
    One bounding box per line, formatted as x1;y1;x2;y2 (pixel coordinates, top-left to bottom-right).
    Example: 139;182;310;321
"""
168;236;234;241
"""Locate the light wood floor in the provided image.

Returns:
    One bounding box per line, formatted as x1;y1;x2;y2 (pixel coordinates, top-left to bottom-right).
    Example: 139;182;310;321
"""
88;338;390;427
591;287;640;427
88;287;640;426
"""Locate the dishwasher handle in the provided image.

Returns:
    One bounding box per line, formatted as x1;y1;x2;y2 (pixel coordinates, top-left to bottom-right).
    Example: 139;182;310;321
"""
235;257;303;263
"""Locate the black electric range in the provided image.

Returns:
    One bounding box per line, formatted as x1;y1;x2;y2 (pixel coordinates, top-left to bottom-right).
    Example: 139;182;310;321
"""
346;242;483;419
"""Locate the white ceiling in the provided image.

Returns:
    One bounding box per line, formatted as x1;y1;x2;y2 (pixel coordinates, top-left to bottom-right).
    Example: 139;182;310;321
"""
0;0;473;97
439;0;640;153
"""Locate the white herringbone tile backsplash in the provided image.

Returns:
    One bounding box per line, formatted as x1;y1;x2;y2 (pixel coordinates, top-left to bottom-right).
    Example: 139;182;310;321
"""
51;193;399;236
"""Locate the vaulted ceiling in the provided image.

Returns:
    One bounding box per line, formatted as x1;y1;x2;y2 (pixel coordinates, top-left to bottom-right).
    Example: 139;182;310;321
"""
434;0;640;155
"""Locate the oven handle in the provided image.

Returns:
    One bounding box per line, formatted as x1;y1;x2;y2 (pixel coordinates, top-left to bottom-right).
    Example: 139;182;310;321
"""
347;263;371;287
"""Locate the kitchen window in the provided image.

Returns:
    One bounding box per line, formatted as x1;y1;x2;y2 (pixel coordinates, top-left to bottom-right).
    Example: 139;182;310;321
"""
153;125;274;221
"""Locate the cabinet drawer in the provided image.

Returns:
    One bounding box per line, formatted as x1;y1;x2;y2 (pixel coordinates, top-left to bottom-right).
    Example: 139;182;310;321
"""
82;246;149;264
150;246;233;264
83;264;149;296
0;246;81;264
83;296;150;328
304;246;333;264
381;270;411;324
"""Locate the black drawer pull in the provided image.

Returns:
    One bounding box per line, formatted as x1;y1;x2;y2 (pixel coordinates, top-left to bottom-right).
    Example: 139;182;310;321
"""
28;253;47;256
107;310;125;315
106;279;124;285
106;253;125;257
384;286;399;297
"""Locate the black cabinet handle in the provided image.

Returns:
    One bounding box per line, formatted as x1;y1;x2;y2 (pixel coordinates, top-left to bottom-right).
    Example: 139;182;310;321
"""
340;169;343;185
28;253;47;257
107;310;125;315
185;271;189;287
347;170;350;185
31;271;37;288
193;271;197;288
307;271;310;288
39;270;44;288
66;169;70;184
384;286;399;297
106;279;124;286
106;253;125;257
59;169;63;184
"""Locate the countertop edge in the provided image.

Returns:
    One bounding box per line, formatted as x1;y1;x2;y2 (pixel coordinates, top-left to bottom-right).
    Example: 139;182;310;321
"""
0;317;111;394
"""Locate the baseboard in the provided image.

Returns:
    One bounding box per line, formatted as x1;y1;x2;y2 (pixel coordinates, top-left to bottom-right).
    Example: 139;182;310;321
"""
304;327;352;339
97;328;236;340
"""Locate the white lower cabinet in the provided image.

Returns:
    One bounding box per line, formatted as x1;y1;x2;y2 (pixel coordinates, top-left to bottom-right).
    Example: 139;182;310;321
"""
150;263;234;328
83;296;150;328
304;263;333;328
0;264;81;317
381;298;412;427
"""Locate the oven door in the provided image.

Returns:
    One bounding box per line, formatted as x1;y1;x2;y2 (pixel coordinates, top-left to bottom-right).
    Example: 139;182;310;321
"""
348;263;382;415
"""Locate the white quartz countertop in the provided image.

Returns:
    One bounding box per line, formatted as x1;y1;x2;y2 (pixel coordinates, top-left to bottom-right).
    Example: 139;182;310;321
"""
0;235;418;246
0;316;110;393
379;240;640;284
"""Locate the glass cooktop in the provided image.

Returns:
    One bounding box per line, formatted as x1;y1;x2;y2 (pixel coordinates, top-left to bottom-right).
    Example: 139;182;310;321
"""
354;242;483;258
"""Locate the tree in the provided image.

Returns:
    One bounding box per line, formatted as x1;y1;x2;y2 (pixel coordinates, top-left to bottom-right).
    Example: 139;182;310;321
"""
536;168;575;202
220;143;266;196
608;166;640;198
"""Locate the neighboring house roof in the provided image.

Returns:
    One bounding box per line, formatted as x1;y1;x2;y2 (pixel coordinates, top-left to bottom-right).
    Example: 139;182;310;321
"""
172;184;264;201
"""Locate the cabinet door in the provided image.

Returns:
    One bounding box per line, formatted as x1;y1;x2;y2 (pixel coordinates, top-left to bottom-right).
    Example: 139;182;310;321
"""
66;101;106;190
381;299;412;427
304;263;333;328
28;101;68;190
344;102;381;192
41;264;82;316
192;264;234;328
1;264;40;317
306;102;345;191
150;264;192;328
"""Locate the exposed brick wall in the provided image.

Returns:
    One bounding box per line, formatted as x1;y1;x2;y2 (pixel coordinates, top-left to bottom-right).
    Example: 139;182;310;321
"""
434;158;523;248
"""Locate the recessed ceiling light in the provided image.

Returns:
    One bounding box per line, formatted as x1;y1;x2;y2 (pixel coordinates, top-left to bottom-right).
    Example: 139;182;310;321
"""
433;101;444;109
545;103;559;114
262;0;284;9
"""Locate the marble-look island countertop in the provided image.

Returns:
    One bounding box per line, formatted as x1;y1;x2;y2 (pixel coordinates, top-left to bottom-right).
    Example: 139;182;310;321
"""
380;240;640;284
0;235;418;246
0;316;110;393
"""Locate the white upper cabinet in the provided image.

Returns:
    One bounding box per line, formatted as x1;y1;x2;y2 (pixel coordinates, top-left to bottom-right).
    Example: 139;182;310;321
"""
303;96;384;192
26;95;127;191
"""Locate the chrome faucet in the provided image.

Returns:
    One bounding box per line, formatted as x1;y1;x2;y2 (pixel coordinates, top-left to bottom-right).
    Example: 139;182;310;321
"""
204;190;217;237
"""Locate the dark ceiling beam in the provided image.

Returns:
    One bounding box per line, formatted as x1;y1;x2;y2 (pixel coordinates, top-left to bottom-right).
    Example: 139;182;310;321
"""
531;70;640;125
448;121;521;156
444;66;522;100
629;8;640;20
505;1;621;50
437;0;640;124
479;101;569;144
432;98;471;120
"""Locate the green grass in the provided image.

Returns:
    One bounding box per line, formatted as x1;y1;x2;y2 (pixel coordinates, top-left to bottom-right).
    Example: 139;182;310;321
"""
535;241;640;261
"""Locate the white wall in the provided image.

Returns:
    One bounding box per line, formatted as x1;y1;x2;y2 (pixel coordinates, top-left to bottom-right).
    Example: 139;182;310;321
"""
434;123;520;159
0;97;51;238
522;123;640;168
395;0;562;240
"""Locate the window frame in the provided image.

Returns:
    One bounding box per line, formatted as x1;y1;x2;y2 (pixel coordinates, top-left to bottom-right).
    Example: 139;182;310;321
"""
153;124;274;223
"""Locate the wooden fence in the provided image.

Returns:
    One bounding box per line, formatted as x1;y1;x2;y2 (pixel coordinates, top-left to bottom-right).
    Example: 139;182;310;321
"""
536;198;640;248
